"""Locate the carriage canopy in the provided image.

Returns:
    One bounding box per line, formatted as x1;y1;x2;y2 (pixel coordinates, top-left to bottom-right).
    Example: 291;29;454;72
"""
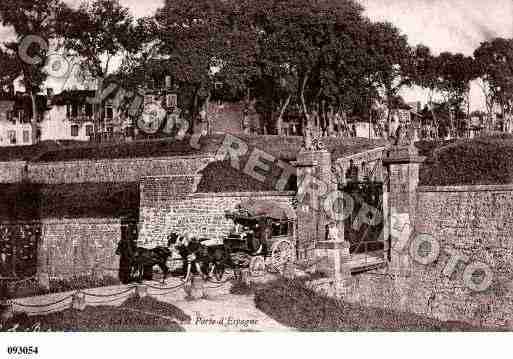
226;199;296;221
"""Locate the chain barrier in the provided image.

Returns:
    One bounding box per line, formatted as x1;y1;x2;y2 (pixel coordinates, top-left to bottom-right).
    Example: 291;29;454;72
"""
144;282;186;291
147;288;185;296
83;293;134;306
4;240;328;317
204;275;236;288
11;294;73;308
81;286;136;298
24;305;70;317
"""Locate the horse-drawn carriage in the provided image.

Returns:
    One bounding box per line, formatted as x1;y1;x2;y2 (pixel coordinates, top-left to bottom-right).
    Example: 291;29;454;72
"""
115;200;297;283
220;200;296;277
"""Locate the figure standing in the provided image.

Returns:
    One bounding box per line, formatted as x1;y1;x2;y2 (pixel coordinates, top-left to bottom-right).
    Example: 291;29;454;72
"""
115;237;134;284
345;159;359;183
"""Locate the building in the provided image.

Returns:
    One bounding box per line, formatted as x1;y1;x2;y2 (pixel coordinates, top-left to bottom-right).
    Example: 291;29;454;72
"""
44;89;135;143
0;92;48;147
42;89;94;142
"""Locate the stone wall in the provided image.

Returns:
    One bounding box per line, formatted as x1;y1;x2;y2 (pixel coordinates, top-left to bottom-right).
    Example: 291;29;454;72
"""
412;185;513;327
0;161;26;183
38;218;122;279
139;176;296;248
28;155;214;184
311;184;513;329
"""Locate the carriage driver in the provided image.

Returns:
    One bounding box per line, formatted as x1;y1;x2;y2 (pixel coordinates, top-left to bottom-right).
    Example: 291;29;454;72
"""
241;225;262;255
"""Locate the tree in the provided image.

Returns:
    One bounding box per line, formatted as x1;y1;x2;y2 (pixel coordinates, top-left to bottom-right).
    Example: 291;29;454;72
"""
434;52;476;136
474;38;513;131
364;21;415;138
0;0;69;143
0;47;19;90
135;0;259;134
247;0;373;135
59;0;140;136
410;45;442;136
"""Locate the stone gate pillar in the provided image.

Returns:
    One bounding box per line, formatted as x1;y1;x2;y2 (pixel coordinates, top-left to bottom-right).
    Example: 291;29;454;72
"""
294;147;350;281
382;143;425;274
294;148;336;254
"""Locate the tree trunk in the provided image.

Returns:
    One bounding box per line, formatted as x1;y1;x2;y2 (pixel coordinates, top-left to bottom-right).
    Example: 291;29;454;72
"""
326;105;334;137
276;95;291;136
94;79;104;142
300;74;310;136
205;94;211;135
190;87;200;134
386;95;393;140
427;90;438;139
30;92;38;144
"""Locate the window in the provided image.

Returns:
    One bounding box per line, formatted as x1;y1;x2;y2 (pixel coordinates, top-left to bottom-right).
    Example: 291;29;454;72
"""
106;106;113;119
166;94;177;108
71;125;79;137
85;125;93;136
72;104;78;117
85;103;93;117
18;110;24;122
22;130;30;143
7;131;16;144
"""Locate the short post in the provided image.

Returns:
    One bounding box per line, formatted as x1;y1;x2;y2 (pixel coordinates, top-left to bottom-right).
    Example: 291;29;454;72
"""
71;292;86;311
135;284;147;298
184;276;205;300
314;240;351;280
38;272;50;292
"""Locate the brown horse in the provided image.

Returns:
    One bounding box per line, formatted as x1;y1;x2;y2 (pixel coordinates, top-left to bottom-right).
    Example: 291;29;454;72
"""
116;236;176;284
168;232;263;282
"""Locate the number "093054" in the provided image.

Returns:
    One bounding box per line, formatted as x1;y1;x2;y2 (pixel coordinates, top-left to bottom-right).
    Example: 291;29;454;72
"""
7;346;39;355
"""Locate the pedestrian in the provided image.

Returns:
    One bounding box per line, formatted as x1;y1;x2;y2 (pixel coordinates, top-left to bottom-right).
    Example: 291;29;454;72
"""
115;237;134;284
345;159;359;183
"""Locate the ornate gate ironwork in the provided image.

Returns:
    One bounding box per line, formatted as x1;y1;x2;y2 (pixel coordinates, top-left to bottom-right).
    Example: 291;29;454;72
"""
339;181;385;256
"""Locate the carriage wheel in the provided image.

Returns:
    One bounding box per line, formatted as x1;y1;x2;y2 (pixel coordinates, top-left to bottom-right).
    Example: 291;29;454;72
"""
249;256;265;277
268;239;293;274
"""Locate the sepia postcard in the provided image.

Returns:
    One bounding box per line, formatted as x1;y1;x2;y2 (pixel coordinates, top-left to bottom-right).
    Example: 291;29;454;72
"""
0;0;512;357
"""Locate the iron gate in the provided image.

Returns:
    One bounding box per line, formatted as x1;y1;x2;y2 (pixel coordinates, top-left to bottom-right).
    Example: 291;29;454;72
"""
339;181;385;256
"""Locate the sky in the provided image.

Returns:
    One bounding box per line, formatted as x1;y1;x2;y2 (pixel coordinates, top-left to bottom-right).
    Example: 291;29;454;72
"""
3;0;513;111
361;0;513;110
